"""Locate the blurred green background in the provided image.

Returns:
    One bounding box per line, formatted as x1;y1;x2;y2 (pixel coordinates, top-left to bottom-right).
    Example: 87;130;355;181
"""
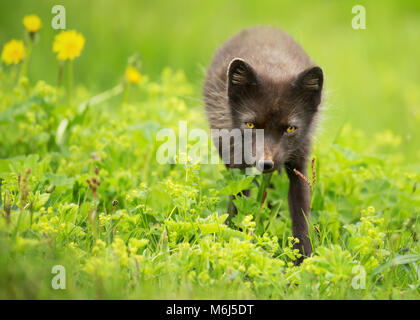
1;0;419;160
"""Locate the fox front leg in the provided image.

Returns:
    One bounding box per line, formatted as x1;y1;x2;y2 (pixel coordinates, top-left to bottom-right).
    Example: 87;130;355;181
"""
286;161;312;264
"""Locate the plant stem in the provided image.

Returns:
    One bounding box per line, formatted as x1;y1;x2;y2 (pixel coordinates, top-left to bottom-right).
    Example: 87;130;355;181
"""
0;178;2;207
57;60;64;87
257;173;272;205
13;65;21;87
21;37;32;78
122;82;130;105
12;209;24;240
67;60;73;106
227;195;233;227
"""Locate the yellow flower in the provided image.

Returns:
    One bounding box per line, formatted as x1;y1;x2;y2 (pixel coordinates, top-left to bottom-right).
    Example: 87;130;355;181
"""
125;66;141;84
23;14;42;33
52;30;85;61
1;39;26;65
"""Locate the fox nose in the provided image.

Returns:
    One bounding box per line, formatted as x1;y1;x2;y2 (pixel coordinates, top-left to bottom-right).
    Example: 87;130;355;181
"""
258;159;274;173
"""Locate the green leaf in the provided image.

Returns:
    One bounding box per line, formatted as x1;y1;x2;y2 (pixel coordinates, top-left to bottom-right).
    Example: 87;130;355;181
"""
45;173;74;188
199;222;225;235
373;254;419;275
220;176;254;195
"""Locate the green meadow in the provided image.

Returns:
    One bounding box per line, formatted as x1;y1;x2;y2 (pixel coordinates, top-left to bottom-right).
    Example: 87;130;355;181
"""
0;0;419;299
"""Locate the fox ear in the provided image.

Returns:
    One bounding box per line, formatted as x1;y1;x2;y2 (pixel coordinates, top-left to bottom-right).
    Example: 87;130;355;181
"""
227;58;258;102
293;66;323;108
294;66;323;91
293;67;324;93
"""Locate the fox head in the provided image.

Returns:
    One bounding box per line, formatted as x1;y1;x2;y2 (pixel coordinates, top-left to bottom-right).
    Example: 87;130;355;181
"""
225;58;323;173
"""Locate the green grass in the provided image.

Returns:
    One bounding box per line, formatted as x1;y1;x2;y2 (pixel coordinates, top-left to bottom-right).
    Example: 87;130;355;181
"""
0;0;419;299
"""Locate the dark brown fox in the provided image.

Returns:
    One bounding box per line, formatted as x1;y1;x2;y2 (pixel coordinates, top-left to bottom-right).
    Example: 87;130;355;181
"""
203;26;324;262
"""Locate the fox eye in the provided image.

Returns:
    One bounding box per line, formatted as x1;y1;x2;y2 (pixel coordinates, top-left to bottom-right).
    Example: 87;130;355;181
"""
245;122;255;129
286;125;296;133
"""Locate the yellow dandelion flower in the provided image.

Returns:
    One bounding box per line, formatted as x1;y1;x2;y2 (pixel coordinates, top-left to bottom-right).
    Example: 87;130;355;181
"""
1;39;26;65
125;66;141;84
52;30;85;61
23;14;42;33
